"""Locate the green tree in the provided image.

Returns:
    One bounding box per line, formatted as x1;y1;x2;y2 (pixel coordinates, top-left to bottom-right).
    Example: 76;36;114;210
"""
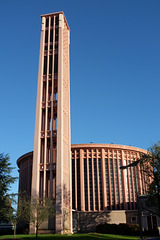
8;194;28;237
19;196;55;239
0;153;17;222
139;141;160;216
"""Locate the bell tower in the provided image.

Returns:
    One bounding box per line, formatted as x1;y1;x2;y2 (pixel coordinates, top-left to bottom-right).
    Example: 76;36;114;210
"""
31;12;71;233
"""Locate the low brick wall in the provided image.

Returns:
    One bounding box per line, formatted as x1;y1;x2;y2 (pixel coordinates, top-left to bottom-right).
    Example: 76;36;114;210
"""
74;210;128;233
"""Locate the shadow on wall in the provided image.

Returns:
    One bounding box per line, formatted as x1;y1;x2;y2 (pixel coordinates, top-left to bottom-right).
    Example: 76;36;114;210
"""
75;211;110;233
56;184;71;233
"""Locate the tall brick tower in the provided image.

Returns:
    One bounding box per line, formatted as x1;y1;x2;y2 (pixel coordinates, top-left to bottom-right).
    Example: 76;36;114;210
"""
31;12;71;233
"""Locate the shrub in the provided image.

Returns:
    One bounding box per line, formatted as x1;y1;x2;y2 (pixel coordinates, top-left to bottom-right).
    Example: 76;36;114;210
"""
96;223;139;236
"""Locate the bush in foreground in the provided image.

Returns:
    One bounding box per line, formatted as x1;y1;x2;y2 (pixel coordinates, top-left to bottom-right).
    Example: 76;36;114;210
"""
96;223;159;236
96;223;139;235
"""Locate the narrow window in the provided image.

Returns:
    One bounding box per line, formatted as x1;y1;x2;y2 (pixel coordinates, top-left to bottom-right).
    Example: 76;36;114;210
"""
89;158;93;210
55;28;59;42
45;30;48;43
54;54;58;74
49;55;52;74
98;159;103;210
43;56;47;75
110;159;115;209
105;159;110;209
51;17;54;26
94;158;98;210
84;158;88;211
77;158;81;211
118;159;124;208
50;29;53;42
72;158;75;209
114;159;119;207
46;18;49;27
40;139;44;163
55;16;59;26
44;45;48;50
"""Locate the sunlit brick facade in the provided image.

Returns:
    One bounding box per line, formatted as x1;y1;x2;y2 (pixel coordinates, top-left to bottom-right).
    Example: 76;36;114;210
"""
17;144;152;232
31;12;71;233
71;144;149;212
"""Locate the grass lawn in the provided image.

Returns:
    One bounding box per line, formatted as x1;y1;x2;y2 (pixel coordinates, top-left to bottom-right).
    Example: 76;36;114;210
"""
0;233;140;240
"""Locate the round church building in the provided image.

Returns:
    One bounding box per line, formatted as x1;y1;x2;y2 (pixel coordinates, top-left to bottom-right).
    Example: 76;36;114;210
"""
17;143;157;233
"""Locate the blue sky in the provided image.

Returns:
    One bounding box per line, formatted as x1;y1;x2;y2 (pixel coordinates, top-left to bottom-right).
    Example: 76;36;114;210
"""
0;0;160;194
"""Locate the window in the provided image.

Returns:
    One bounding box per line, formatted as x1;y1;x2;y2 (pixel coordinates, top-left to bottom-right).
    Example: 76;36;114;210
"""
45;30;48;43
46;18;49;27
50;29;53;42
110;159;115;207
54;54;58;74
55;16;59;25
118;159;123;203
72;158;75;209
44;45;48;50
93;158;98;210
77;158;81;211
51;17;54;26
55;28;59;42
89;158;93;210
131;216;137;223
114;159;119;204
49;55;52;74
84;159;88;211
43;56;47;75
105;159;110;209
98;159;103;210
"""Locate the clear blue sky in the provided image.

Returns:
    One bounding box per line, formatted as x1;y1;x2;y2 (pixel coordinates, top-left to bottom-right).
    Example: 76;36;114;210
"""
0;0;160;194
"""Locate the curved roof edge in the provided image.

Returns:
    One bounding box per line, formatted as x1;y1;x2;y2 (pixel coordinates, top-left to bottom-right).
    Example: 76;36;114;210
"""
16;144;148;167
71;143;148;154
17;151;33;167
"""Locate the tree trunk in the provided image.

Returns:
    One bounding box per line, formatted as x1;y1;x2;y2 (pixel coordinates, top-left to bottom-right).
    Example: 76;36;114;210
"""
14;224;16;239
36;225;38;240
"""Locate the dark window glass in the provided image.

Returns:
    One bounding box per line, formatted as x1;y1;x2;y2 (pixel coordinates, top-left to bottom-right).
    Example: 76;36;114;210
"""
50;29;53;42
114;159;119;205
43;56;47;75
110;159;115;207
45;30;48;43
55;28;59;42
54;54;58;74
118;159;123;204
84;159;88;211
51;17;54;26
77;158;81;211
44;45;48;50
46;18;49;27
72;158;75;209
94;158;98;210
42;81;46;102
98;159;103;210
55;16;59;25
105;159;110;209
49;55;52;74
89;158;93;210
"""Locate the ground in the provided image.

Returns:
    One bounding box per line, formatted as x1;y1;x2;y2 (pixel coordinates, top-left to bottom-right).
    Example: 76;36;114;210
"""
0;233;141;240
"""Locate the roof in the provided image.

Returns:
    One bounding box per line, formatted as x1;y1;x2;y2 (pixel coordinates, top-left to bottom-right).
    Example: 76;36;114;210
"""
40;11;70;31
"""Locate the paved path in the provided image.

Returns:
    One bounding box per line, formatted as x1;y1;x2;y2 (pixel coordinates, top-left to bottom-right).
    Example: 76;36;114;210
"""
145;237;160;240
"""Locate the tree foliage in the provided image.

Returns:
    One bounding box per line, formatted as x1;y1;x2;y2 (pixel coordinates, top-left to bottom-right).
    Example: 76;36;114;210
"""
139;141;160;216
0;153;17;222
18;195;55;239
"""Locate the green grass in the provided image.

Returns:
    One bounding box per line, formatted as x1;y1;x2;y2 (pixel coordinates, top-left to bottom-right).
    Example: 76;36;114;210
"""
0;233;140;240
